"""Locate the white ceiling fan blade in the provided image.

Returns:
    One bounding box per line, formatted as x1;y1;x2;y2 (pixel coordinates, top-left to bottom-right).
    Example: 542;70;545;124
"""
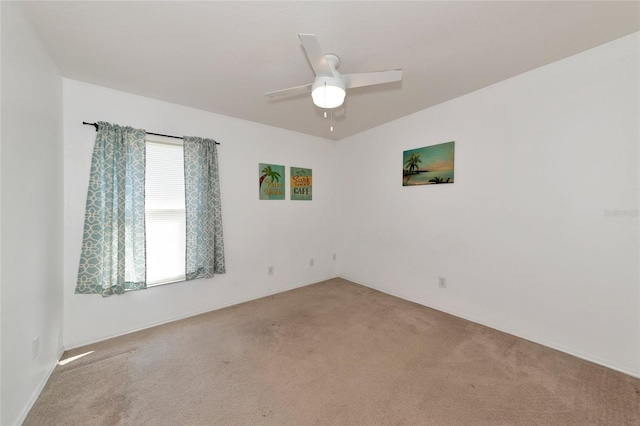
265;83;312;98
343;69;403;89
298;34;332;76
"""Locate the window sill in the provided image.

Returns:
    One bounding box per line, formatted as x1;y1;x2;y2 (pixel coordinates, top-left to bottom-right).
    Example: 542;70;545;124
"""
146;277;186;288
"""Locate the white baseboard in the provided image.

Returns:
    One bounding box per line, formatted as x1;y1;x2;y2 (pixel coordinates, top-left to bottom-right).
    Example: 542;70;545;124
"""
65;275;338;351
339;274;640;379
16;274;636;425
13;347;65;426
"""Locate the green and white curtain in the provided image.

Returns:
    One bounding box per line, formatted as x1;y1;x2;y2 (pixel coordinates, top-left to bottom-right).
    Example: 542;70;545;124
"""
184;136;226;280
76;123;225;296
76;122;147;296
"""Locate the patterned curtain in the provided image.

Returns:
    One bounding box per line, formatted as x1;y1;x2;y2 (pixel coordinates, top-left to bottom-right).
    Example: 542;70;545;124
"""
184;136;226;280
76;122;147;296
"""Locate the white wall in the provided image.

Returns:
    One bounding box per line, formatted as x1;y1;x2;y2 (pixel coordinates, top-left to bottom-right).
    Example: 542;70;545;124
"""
63;79;338;348
336;33;640;376
0;2;65;425
3;13;637;424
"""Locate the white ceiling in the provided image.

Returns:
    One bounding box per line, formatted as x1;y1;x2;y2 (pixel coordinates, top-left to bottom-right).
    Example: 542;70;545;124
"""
22;1;640;140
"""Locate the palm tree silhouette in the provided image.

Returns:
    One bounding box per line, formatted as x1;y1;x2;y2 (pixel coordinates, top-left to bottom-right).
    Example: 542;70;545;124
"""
429;176;447;184
259;165;281;191
404;153;422;176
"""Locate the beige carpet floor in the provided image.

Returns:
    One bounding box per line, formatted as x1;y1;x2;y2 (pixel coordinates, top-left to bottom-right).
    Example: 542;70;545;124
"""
25;278;640;425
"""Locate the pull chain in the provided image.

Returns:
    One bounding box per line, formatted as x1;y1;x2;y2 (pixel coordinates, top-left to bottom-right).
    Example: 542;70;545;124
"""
323;81;334;132
324;82;329;119
324;82;327;109
330;108;334;132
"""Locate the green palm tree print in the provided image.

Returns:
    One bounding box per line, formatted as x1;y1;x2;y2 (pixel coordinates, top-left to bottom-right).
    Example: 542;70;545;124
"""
259;163;285;200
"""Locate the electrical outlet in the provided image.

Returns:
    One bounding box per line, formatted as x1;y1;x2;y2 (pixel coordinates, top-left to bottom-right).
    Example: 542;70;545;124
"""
32;336;40;360
268;266;274;275
309;258;314;267
438;277;447;288
332;253;337;261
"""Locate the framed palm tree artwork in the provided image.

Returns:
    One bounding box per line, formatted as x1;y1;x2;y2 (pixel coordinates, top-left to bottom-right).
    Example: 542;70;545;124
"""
259;163;285;200
403;141;455;186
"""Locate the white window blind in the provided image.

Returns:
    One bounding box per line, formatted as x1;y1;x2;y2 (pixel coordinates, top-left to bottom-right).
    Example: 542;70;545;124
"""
145;139;186;285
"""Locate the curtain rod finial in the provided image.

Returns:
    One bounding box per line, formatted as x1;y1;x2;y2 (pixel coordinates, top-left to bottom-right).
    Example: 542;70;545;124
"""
82;121;98;130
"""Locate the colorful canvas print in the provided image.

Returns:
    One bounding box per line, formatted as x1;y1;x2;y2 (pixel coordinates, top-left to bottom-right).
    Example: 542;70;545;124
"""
403;141;455;186
291;167;312;201
259;163;285;200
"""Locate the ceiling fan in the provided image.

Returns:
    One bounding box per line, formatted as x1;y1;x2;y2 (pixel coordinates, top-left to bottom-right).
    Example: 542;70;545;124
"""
265;34;403;110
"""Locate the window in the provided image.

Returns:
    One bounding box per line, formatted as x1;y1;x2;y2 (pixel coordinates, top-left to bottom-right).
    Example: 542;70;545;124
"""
76;122;225;296
145;138;186;285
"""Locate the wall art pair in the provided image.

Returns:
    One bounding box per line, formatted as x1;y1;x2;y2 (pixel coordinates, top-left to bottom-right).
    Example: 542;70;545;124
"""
259;163;312;201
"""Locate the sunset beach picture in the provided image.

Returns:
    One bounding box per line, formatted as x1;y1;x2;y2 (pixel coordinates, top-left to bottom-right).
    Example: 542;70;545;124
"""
403;141;455;186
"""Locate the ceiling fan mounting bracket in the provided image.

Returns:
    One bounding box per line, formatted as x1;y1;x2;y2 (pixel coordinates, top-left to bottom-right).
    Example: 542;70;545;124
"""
324;53;340;70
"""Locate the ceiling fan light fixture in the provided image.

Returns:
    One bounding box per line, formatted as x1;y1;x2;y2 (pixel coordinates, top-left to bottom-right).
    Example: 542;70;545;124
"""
311;76;345;109
265;34;403;117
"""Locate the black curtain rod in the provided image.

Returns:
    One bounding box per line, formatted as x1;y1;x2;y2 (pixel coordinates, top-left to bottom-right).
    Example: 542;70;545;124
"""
82;122;220;145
